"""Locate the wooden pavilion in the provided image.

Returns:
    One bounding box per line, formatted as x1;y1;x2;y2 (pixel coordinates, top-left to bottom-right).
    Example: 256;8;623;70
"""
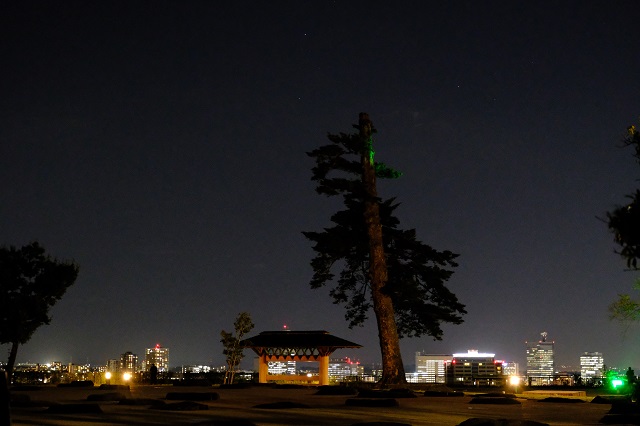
239;330;362;385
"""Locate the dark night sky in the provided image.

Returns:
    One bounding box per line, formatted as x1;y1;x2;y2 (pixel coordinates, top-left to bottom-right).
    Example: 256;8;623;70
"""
2;1;640;371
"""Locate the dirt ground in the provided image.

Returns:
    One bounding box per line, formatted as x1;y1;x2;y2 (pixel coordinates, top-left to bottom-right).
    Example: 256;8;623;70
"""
8;384;616;426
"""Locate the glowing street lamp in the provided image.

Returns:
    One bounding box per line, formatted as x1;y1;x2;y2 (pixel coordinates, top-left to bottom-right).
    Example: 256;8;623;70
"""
123;372;132;382
509;375;520;394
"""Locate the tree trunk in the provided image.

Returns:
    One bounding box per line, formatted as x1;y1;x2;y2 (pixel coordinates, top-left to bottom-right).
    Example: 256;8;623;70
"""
0;368;10;426
359;112;406;386
6;341;19;383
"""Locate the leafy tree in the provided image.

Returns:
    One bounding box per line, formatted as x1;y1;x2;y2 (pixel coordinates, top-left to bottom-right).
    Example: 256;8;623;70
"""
608;123;640;322
304;113;466;385
220;312;254;385
0;242;79;379
609;291;640;322
608;124;640;270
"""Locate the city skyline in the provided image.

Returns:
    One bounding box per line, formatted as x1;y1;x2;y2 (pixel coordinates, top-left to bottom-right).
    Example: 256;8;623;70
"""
9;331;631;374
3;2;640;371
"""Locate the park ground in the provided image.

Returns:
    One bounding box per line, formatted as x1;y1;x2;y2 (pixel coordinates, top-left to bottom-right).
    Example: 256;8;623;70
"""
7;384;627;426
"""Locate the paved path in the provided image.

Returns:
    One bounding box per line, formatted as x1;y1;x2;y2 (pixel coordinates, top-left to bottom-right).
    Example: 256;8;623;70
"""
9;385;614;425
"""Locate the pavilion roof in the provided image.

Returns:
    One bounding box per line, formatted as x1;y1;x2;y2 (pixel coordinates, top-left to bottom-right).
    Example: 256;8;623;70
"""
239;330;361;350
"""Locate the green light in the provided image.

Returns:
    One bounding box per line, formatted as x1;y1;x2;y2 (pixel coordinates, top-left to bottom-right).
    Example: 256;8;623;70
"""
365;137;375;164
612;379;624;388
375;162;402;179
362;125;401;178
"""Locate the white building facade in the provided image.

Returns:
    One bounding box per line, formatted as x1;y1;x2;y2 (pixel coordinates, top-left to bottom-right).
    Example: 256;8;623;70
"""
526;332;555;385
580;352;604;382
412;352;450;383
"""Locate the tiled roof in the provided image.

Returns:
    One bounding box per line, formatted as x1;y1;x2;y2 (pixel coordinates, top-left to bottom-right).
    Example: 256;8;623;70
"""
240;330;361;349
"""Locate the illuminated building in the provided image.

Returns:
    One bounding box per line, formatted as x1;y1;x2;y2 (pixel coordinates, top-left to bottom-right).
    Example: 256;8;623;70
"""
145;344;169;372
412;352;450;383
580;352;604;382
107;359;119;373
446;350;503;386
14;363;38;372
181;365;214;374
267;360;296;375
120;351;139;373
526;332;555;385
501;361;519;376
67;363;91;381
328;357;364;382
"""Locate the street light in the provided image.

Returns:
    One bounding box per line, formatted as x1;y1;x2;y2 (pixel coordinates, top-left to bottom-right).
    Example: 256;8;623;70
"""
123;372;131;382
509;375;520;394
105;372;112;385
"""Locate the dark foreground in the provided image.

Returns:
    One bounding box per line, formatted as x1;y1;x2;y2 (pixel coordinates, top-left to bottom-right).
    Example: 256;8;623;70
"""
8;384;621;426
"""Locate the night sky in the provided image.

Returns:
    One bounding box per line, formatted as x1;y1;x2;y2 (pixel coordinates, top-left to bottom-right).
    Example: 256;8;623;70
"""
2;1;640;371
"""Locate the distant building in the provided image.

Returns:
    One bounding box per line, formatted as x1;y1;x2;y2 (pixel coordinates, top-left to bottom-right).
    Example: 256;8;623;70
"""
580;352;604;382
328;357;364;382
181;365;214;374
267;360;296;375
412;352;450;383
120;351;138;373
107;359;119;373
501;361;519;376
14;363;38;372
446;350;504;386
145;344;169;372
526;332;555;385
67;363;91;381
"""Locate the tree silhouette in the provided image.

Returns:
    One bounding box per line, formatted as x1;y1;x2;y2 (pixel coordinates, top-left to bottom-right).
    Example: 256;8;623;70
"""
608;124;640;270
220;312;254;384
607;123;640;322
304;113;465;385
0;242;79;379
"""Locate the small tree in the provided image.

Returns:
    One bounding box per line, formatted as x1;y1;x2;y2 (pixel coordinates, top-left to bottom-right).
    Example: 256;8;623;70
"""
220;312;254;384
607;122;640;322
0;242;79;380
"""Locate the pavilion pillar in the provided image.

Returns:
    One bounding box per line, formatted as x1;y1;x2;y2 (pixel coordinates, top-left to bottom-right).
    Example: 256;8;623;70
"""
319;355;329;386
258;355;268;383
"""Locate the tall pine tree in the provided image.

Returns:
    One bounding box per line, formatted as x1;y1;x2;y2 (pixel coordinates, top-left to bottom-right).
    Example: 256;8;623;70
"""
304;113;465;385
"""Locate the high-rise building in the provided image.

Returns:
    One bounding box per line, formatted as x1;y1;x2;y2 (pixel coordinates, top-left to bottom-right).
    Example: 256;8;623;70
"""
580;352;604;382
145;344;169;372
414;352;450;383
526;332;555;385
446;350;503;386
120;351;138;373
328;357;364;382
